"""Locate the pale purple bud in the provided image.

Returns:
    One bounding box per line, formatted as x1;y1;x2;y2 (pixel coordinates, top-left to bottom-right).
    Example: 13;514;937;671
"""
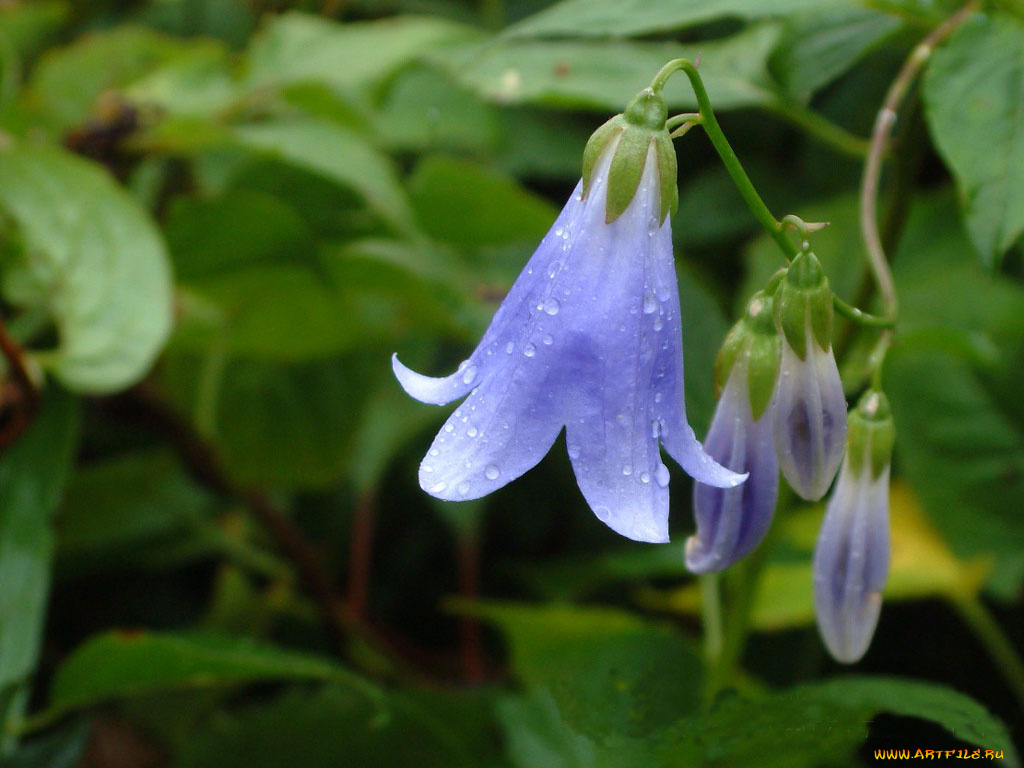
772;327;847;501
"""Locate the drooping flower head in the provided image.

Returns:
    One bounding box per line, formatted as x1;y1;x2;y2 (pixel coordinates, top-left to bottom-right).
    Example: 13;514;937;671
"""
687;290;780;573
813;389;894;663
393;83;745;543
772;251;848;501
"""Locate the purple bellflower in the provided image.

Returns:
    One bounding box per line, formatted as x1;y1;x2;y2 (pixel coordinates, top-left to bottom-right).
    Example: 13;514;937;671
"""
813;390;894;663
687;291;780;573
772;251;847;501
393;86;745;543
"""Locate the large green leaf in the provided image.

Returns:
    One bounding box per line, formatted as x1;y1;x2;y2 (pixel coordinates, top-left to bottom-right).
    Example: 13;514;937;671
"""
231;119;416;236
408;155;557;246
0;144;173;393
0;389;80;748
504;0;850;38
243;12;478;93
467;602;703;742
771;6;903;102
42;632;381;722
438;24;782;112
923;13;1024;266
176;686;502;768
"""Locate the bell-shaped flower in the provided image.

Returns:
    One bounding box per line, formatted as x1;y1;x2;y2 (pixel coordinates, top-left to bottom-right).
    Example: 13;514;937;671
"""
393;85;745;543
772;251;847;501
813;389;894;664
687;291;780;573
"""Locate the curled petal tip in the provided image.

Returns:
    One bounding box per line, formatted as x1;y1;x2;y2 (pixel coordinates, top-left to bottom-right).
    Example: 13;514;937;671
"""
392;352;471;406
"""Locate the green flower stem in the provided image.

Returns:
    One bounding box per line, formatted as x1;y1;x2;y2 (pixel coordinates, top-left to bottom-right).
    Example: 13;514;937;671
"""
700;572;724;668
951;594;1024;715
832;295;896;328
652;59;801;262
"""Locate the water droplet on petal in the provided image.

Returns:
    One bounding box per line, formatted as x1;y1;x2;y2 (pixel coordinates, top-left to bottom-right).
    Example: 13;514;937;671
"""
594;506;611;522
430;481;448;493
462;365;478;385
506;341;515;354
567;444;581;460
554;226;564;237
467;426;479;437
654;392;662;403
429;449;439;457
651;420;662;439
640;472;651;484
544;298;560;315
548;261;560;278
444;424;454;433
653;315;663;331
622;464;633;476
647;215;660;235
543;334;553;345
485;464;500;480
422;465;433;473
655;464;670;487
457;481;470;496
643;291;658;315
523;343;536;358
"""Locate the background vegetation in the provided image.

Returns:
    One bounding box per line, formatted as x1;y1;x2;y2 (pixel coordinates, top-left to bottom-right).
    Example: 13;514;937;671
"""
0;0;1022;765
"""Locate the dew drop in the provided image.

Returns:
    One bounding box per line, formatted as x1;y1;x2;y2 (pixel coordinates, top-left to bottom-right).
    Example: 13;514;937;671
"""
655;464;670;487
444;424;454;433
654;392;662;403
485;464;500;480
567;444;581;460
653;315;664;331
457;481;471;496
640;472;651;484
422;465;433;473
622;464;633;476
429;449;439;457
594;506;611;522
462;365;478;385
523;343;536;358
506;341;515;354
543;298;560;315
647;215;660;234
651;420;662;439
467;426;479;437
554;226;564;237
643;291;658;315
548;261;561;278
430;481;448;493
543;333;553;345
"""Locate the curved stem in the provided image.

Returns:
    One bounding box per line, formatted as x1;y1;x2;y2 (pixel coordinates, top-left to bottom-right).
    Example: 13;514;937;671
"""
859;0;979;374
656;59;800;261
832;295;896;328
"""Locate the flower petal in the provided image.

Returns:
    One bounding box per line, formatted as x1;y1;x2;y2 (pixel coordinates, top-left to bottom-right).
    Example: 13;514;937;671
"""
686;365;778;573
773;334;848;500
813;461;890;663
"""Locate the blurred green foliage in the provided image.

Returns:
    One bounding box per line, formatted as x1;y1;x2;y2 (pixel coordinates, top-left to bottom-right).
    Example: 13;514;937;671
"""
0;0;1022;765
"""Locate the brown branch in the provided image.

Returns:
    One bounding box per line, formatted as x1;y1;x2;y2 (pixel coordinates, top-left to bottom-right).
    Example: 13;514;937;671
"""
347;490;377;621
456;528;485;683
0;314;40;450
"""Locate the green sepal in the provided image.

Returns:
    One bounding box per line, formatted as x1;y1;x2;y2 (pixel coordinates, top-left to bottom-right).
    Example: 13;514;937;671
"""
774;252;833;360
606;126;654;224
654;132;678;224
846;389;895;479
582;115;624;203
715;291;781;420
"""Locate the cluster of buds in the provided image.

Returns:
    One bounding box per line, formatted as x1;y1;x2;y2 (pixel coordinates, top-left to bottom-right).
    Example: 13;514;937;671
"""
693;248;895;664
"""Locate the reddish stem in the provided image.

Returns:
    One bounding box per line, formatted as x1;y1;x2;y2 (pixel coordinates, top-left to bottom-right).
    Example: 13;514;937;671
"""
347;490;377;621
457;528;485;683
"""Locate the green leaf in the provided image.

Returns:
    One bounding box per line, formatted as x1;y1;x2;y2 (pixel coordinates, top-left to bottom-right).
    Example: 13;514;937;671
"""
505;0;851;39
408;155;557;246
923;13;1024;266
466;602;703;742
176;686;502;768
43;632;380;723
243;12;478;93
0;389;80;745
231;119;416;236
24;25;194;133
772;6;903;102
438;24;782;113
0;144;173;394
0;1;68;61
54;451;215;577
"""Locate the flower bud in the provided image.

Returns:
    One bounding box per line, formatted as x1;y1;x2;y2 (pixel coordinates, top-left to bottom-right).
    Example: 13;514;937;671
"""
813;389;894;664
582;86;677;226
772;252;847;500
687;291;780;573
